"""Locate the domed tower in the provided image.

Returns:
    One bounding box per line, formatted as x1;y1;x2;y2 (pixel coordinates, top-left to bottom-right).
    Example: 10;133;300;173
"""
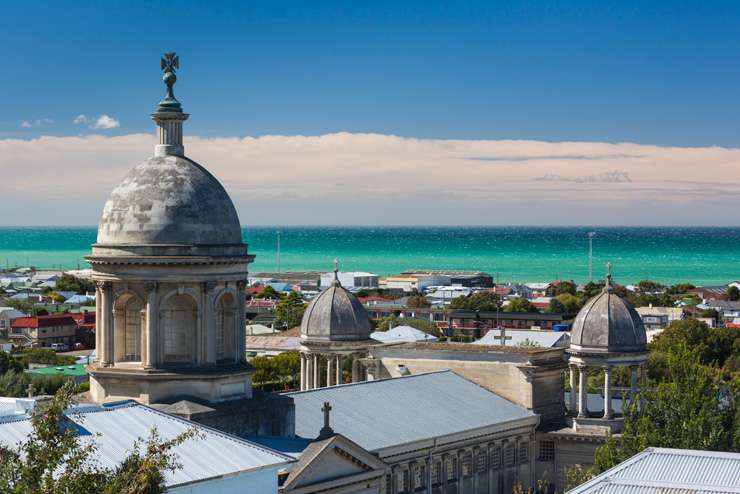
86;54;254;404
566;263;647;432
299;261;374;390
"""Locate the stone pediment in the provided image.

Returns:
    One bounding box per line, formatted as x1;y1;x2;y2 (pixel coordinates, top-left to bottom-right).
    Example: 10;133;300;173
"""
282;434;386;491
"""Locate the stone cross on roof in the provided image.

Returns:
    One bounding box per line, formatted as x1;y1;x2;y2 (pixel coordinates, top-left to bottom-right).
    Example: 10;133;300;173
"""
317;401;334;440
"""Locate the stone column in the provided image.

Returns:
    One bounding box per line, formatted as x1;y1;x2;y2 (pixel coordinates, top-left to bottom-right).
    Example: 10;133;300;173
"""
577;365;587;418
630;365;638;401
236;281;247;363
98;282;113;367
144;282;158;369
326;355;334;387
351;356;359;383
203;282;216;365
335;355;341;385
300;353;306;391
305;354;313;390
569;364;577;414
94;283;102;364
313;354;319;389
603;366;613;419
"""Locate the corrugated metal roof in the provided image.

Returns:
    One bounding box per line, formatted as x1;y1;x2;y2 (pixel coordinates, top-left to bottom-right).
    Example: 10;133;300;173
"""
0;401;293;488
474;329;569;348
567;447;740;494
371;325;438;343
285;370;536;452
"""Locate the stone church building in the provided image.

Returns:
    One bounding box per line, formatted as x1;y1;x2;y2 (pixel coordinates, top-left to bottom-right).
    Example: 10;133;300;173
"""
83;55;648;494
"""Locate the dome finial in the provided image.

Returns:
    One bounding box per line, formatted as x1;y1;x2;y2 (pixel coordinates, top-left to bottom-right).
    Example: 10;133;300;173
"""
605;262;613;291
332;258;341;286
151;52;189;157
158;52;182;113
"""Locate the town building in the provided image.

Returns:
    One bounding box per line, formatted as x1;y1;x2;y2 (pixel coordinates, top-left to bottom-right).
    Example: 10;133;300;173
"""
9;313;79;347
320;271;379;289
284;371;539;494
0;306;26;338
634;305;683;330
566;447;740;494
370;325;438;344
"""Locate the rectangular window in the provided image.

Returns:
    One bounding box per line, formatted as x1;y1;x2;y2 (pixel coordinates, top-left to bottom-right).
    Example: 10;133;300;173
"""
414;465;425;490
402;470;410;493
538;441;555;462
385;474;393;494
504;443;515;467
475;452;487;473
432;462;442;485
461;453;473;477
519;443;529;464
490;446;501;469
446;457;457;481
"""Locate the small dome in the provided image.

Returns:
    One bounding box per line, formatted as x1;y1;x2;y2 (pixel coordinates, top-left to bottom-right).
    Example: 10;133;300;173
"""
570;281;647;354
301;279;372;342
95;155;243;250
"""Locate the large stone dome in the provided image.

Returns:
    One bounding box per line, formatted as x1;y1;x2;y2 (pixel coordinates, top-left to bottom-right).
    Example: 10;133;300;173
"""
570;281;647;354
94;155;244;255
301;279;372;342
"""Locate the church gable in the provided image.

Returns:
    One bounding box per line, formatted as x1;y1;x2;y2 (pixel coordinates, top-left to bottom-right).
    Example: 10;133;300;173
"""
284;435;385;490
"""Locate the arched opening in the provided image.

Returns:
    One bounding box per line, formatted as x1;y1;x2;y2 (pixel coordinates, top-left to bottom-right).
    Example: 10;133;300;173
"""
215;293;235;362
161;294;196;366
113;293;143;363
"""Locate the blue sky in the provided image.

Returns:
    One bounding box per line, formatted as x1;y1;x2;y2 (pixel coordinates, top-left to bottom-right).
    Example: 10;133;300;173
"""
3;0;740;146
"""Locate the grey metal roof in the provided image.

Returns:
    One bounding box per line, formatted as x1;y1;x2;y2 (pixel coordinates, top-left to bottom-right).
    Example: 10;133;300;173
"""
570;284;647;354
567;447;740;494
285;370;537;452
474;329;569;348
301;281;372;342
0;400;293;488
371;325;438;343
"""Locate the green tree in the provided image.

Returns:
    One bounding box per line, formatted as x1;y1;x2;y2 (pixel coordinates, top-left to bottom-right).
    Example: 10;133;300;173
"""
581;282;605;299
406;295;431;308
504;297;538;313
554;293;584;313
666;283;695;296
728;286;740;301
595;346;737;471
54;274;94;294
3;299;32;314
449;291;500;311
636;280;665;294
255;285;281;299
548;281;577;296
274;292;306;329
0;381;198;493
548;297;566;313
0;353;22;375
272;351;301;389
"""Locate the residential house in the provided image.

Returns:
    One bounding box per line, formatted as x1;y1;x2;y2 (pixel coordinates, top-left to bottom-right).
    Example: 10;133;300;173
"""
0;307;26;339
9;314;79;347
634;305;684;330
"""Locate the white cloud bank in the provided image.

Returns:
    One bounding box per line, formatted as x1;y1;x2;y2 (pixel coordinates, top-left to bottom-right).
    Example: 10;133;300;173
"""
0;132;738;225
20;118;53;129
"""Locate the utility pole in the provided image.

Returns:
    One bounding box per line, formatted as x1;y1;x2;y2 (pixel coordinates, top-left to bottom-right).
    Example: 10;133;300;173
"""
588;232;596;283
277;230;281;274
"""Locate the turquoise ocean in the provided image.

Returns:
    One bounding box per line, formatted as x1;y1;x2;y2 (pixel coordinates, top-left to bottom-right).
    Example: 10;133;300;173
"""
0;226;739;285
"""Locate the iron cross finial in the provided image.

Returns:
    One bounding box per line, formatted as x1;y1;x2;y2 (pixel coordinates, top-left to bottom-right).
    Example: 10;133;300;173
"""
161;52;179;73
157;52;182;112
605;262;613;290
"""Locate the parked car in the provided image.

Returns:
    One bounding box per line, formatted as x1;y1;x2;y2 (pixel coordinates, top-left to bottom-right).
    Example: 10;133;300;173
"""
50;343;70;352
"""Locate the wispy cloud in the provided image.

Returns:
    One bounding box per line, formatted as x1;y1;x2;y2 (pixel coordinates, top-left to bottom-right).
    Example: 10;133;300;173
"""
73;114;120;130
20;118;53;129
0;132;738;226
535;170;632;183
